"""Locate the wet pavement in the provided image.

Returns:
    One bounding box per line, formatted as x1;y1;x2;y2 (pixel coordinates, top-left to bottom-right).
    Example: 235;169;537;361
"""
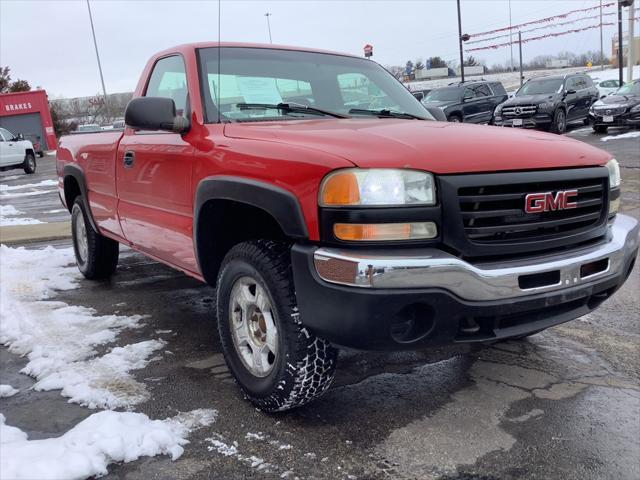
1;127;639;479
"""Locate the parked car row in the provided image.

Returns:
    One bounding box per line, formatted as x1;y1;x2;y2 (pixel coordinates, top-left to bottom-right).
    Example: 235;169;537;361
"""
417;74;638;135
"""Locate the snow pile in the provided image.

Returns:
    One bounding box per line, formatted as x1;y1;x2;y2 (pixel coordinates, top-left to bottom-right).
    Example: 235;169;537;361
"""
0;409;217;480
0;245;162;409
0;179;57;192
601;131;640;142
0;385;19;397
0;204;43;226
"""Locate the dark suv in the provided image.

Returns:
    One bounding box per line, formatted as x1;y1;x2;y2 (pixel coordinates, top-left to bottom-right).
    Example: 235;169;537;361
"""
421;81;507;123
588;79;640;133
494;73;599;134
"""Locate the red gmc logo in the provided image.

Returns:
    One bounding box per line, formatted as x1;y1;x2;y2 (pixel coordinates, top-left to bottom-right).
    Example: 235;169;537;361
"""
524;190;578;213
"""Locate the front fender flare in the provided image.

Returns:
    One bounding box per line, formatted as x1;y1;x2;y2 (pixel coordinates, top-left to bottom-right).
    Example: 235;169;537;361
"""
194;176;309;282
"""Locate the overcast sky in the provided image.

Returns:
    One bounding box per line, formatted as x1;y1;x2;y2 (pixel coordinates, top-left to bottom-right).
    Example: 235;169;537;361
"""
0;0;636;98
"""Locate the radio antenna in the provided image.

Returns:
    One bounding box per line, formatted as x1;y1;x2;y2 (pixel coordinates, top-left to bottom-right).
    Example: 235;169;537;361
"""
217;0;221;123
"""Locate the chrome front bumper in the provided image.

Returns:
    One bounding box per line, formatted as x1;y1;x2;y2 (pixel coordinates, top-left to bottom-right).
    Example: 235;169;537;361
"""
313;214;639;302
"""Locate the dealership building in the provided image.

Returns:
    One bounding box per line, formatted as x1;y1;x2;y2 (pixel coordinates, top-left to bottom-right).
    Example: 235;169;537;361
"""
0;90;57;151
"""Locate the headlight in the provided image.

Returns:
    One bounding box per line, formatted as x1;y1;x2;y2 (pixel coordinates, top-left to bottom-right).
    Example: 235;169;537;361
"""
538;101;555;111
630;104;640;112
320;168;436;207
494;105;502;115
606;159;621;188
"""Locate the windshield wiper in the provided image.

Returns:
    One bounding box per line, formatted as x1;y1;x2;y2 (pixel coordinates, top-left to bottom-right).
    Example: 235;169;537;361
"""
237;102;348;119
348;108;425;120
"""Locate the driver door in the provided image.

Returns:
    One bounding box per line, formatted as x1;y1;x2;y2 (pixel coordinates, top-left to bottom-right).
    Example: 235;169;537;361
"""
116;55;198;273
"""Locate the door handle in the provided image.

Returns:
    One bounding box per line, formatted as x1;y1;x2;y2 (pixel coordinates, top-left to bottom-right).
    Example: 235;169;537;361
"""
123;151;135;168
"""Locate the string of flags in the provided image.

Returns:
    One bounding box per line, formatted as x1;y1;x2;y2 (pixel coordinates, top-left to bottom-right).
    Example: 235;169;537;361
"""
466;19;639;53
465;12;617;45
468;2;616;39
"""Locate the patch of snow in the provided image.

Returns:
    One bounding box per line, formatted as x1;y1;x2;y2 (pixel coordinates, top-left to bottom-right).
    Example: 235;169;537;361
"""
587;65;640;83
0;205;22;216
46;209;67;214
0;385;19;397
207;437;275;472
0;179;58;192
1;216;44;226
0;175;22;181
0;189;56;199
0;408;216;480
0;245;161;409
600;131;640;142
0;204;43;226
208;439;239;456
46;150;57;156
245;432;266;441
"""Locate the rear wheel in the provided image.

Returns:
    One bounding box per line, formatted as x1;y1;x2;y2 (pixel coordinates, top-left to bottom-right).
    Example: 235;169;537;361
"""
216;240;337;412
71;199;119;279
551;108;566;134
23;153;36;174
449;114;462;123
593;125;608;134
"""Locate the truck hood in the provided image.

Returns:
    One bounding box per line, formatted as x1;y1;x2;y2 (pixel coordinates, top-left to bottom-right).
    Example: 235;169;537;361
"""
223;119;609;173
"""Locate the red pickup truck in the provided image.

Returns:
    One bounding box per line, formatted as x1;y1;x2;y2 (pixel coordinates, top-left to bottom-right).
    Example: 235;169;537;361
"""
57;42;639;412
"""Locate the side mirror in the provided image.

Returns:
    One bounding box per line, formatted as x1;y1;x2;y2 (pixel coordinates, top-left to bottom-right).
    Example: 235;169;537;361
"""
412;92;424;100
124;97;189;134
564;89;576;95
600;95;607;99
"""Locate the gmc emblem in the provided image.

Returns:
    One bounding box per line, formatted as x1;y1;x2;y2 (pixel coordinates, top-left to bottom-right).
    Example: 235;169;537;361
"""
525;190;578;213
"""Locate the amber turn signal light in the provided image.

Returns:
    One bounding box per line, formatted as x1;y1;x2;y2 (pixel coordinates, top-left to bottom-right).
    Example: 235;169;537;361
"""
321;171;360;206
333;222;437;241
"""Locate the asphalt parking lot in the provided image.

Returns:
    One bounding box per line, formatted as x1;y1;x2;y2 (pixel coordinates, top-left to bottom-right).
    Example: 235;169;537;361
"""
1;125;639;480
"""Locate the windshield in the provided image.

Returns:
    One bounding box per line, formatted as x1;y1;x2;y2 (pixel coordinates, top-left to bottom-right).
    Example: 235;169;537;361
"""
197;47;433;121
424;87;461;102
516;78;564;96
614;81;640;96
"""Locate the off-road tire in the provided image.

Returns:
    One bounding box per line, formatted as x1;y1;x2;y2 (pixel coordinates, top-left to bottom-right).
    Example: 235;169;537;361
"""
23;153;36;174
71;199;119;279
550;108;566;134
593;125;608;134
216;240;338;412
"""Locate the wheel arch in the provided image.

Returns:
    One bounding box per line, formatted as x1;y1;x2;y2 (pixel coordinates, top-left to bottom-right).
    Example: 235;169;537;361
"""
62;164;99;232
194;176;309;285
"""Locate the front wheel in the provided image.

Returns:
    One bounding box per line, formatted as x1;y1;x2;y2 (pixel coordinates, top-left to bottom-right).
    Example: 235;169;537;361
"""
71;199;119;279
216;240;337;412
23;153;36;174
551;108;566;134
448;114;462;123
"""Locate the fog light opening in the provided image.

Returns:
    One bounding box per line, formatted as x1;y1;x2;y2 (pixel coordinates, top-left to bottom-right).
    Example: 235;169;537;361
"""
390;303;435;343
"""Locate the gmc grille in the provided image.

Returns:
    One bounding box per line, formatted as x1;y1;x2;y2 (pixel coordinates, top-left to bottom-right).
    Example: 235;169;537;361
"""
458;178;607;243
502;104;537;117
438;168;610;258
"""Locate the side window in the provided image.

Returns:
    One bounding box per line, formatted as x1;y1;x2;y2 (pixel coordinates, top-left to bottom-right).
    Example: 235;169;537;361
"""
490;82;507;95
565;78;578;91
473;84;492;97
145;55;189;117
463;87;476;99
583;76;593;88
0;127;12;141
601;80;616;88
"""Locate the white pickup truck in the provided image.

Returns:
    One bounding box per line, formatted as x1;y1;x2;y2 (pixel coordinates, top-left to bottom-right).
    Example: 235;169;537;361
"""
0;127;37;174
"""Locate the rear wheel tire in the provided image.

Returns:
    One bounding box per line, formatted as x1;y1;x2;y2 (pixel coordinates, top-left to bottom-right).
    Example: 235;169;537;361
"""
216;240;337;412
449;114;462;123
23;153;36;174
593;125;608;134
551;108;566;134
71;199;119;279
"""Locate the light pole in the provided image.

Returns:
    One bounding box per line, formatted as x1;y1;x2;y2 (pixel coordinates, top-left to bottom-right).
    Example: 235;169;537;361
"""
86;0;109;119
509;0;514;71
265;13;273;44
457;0;465;82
